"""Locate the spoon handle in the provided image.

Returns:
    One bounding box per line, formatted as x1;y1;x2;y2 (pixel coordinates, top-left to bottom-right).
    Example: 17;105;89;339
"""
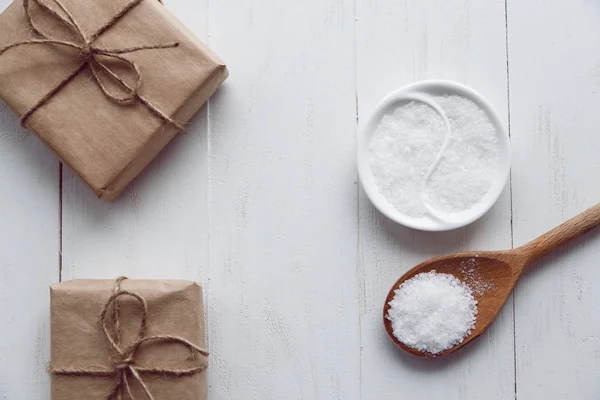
517;202;600;265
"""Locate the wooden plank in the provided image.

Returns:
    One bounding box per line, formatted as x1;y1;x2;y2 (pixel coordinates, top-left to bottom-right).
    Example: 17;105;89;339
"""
356;0;514;398
508;0;600;397
0;0;60;396
0;108;59;400
207;0;360;398
61;0;209;282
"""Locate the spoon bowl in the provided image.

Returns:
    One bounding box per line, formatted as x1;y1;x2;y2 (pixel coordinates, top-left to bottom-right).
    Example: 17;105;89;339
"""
383;251;523;358
384;202;600;357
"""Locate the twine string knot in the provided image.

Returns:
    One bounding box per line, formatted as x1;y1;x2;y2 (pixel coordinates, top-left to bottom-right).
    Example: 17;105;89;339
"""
79;41;92;57
114;357;134;371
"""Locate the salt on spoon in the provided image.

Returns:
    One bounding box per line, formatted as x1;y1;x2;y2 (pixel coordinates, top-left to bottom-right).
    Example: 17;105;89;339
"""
384;202;600;358
387;271;478;355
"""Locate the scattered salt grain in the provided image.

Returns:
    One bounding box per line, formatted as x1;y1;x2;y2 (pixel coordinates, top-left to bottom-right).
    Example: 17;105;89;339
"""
460;257;494;295
387;271;478;354
368;95;500;218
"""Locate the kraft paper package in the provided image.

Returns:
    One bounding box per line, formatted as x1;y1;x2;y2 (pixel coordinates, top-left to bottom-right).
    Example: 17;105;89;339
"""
50;278;207;399
0;0;228;200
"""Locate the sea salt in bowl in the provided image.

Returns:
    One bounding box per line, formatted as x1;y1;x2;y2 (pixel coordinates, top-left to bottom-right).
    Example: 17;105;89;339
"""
357;80;510;231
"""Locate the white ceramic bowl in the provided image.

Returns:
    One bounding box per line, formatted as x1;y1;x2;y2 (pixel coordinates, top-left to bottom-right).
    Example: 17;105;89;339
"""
357;80;511;231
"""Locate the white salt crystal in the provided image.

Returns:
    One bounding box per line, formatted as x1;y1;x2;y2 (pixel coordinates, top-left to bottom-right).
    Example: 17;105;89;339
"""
368;95;500;218
387;271;478;354
460;257;494;296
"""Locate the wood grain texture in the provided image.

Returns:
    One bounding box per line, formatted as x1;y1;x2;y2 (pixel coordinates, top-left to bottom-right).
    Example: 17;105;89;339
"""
356;0;514;398
207;0;360;398
0;0;59;395
3;0;600;397
518;202;600;265
508;0;600;397
0;112;58;400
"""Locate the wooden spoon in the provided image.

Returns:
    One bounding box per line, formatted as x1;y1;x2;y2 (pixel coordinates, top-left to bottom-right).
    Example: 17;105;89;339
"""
383;203;600;358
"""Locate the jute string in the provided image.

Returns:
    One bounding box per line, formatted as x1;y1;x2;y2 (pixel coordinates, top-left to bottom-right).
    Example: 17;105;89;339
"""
0;0;184;130
48;277;209;400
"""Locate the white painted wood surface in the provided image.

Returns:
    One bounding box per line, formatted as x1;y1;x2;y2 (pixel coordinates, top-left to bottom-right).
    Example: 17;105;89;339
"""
509;1;600;398
0;0;59;394
0;103;58;399
1;0;600;398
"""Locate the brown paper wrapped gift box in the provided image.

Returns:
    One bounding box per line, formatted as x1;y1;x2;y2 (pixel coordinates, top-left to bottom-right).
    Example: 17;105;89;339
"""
0;0;227;201
50;279;207;399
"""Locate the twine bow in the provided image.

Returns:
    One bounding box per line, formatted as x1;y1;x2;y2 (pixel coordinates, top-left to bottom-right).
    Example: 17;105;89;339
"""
49;277;209;400
0;0;184;130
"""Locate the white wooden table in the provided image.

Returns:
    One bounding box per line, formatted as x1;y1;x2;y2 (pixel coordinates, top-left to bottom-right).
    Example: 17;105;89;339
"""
1;0;599;398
